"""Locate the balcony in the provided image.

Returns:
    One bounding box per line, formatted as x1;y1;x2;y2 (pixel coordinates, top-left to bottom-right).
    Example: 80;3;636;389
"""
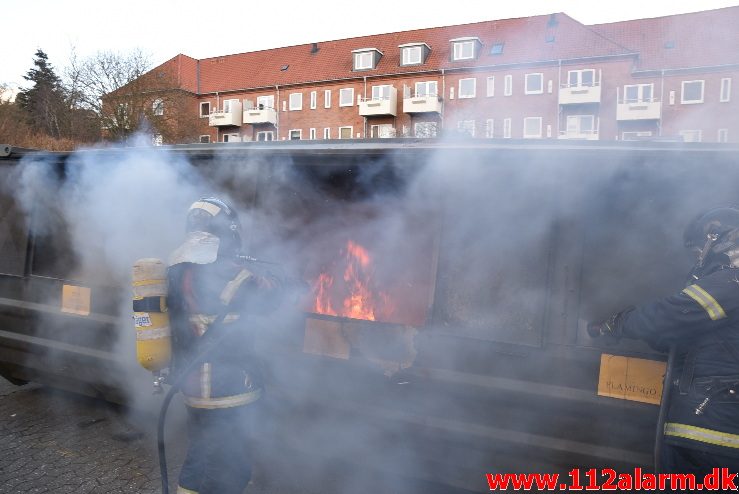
403;93;442;114
359;87;398;117
209;101;243;127
558;130;599;140
616;100;662;121
243;106;277;125
559;84;601;105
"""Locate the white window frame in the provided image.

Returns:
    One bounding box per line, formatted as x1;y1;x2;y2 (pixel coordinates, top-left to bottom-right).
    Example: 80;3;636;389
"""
152;98;164;116
256;95;274;109
339;88;354;107
504;75;513;96
458;78;476;99
199;135;211;143
310;91;317;109
256;131;274;141
152;134;163;146
525;73;544;95
199;101;211;117
372;85;392;101
401;46;423;66
338;126;353;139
289;93;303;111
289;129;302;140
567;69;597;88
718;128;729;142
681;80;704;104
354;51;374;70
720;78;732;102
324;90;332;108
503;118;512;138
623;84;654;103
309;128;316;140
415;81;437;97
679;129;702;142
452;40;475;61
414;121;438;138
370;124;394;138
323;128;330;139
222;133;240;143
566;115;596;136
223;99;239;113
486;76;495;97
457;120;475;137
485;119;494;138
523;117;543;139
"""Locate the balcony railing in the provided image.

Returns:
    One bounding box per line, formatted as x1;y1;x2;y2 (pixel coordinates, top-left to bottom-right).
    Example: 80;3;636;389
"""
359;87;398;116
559;83;601;105
616;98;662;121
243;105;277;125
402;92;442;114
209;101;243;127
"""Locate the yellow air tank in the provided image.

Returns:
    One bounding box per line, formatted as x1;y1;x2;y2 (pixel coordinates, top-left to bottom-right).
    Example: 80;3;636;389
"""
132;258;171;372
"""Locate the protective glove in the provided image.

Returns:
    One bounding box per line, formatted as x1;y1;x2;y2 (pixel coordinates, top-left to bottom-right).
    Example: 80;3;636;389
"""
587;307;634;339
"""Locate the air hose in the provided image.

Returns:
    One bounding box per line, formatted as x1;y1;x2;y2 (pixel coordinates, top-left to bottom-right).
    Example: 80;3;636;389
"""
653;344;676;474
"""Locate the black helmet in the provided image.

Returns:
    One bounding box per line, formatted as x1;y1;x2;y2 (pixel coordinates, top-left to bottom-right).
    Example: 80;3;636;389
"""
683;206;739;273
186;197;242;257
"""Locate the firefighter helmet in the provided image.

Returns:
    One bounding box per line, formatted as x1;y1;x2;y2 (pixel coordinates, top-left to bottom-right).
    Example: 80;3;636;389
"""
683;206;739;271
170;197;242;266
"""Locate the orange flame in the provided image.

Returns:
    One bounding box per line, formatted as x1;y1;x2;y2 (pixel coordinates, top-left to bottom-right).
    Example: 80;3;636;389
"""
311;240;393;321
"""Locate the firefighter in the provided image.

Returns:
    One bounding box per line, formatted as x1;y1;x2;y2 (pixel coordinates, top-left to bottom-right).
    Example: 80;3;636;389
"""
589;207;739;475
167;197;281;494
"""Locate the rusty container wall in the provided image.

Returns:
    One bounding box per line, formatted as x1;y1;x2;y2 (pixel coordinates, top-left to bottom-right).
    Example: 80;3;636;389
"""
1;141;739;492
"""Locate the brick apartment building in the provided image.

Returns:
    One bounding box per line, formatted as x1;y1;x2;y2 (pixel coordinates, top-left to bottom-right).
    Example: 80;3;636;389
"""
144;6;739;144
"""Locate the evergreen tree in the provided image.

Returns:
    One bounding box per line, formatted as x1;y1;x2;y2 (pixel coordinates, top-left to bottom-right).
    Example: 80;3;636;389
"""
16;49;68;138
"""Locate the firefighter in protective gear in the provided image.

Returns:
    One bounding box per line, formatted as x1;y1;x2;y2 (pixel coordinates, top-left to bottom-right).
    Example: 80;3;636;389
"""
167;197;282;494
589;206;739;475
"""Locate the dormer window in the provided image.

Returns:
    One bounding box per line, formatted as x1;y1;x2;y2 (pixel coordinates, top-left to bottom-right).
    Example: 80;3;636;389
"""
399;43;431;66
352;48;383;71
450;37;482;61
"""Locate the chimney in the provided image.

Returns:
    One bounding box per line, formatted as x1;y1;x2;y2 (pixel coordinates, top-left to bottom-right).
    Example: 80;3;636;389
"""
311;43;320;54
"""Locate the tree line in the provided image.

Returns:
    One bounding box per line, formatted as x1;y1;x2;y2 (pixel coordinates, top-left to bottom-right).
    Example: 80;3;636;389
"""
0;49;199;151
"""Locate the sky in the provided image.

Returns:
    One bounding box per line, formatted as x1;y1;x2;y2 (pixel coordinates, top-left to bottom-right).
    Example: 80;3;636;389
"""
2;0;738;91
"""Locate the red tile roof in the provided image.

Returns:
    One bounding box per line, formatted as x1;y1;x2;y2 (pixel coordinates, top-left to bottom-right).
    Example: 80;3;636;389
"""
591;6;739;71
190;13;633;94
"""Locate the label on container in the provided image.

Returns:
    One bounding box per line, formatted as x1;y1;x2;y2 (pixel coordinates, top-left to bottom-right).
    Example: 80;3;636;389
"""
61;284;91;316
598;353;666;405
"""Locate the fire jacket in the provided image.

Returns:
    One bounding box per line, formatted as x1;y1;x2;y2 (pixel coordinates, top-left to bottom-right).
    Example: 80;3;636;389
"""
167;257;281;409
621;265;739;457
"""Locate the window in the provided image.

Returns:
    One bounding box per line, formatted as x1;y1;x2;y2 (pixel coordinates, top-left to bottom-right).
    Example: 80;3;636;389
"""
339;88;354;107
152;99;163;116
503;118;512;138
309;128;316;140
223;99;239;113
152;134;163;146
414;121;438;138
289;129;302;140
200;102;211;117
681;81;704;104
310;91;317;109
718;129;729;142
458;78;476;98
415;81;438;97
370;124;394;138
485;119;494;138
504;75;512;96
323;128;330;139
622;131;652;141
324;90;332;108
223;133;240;143
452;40;476;61
567;69;597;88
372;85;392;100
721;78;732;102
525;73;544;95
199;135;211;143
339;126;353;139
401;46;423;65
623;84;653;103
256;95;274;109
353;51;377;70
289;93;303;111
490;43;504;55
486;76;495;97
680;130;702;142
566;115;596;136
458;120;475;137
256;131;274;141
523;117;542;138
